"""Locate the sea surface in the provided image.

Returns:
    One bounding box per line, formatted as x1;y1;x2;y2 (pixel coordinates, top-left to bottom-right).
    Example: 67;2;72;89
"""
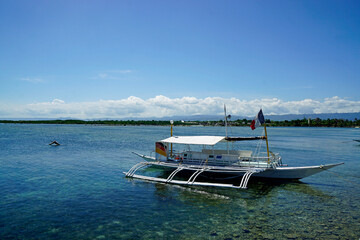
0;124;359;239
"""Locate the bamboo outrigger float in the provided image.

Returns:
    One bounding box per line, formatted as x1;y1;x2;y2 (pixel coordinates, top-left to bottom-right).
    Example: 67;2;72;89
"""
125;108;343;189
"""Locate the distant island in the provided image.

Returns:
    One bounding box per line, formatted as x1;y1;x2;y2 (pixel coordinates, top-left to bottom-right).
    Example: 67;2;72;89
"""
1;118;359;128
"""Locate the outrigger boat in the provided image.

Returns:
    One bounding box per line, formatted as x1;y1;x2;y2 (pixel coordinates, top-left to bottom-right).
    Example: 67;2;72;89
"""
125;109;343;189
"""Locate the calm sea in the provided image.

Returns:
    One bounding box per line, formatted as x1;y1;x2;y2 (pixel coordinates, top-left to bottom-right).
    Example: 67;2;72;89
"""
0;124;359;239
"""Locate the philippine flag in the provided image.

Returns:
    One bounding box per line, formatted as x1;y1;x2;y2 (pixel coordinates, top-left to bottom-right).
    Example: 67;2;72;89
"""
250;109;265;130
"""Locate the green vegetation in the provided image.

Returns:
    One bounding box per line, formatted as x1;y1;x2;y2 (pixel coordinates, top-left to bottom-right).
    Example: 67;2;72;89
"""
268;118;360;128
0;118;360;128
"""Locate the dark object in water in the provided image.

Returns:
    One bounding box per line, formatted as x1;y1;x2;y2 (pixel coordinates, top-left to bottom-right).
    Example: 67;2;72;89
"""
354;139;360;143
49;141;60;146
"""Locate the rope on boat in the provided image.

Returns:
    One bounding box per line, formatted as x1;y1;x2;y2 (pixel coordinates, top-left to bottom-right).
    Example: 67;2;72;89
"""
253;129;265;157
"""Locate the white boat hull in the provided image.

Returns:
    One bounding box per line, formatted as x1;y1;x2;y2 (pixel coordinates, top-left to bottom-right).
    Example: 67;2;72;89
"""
131;152;343;180
252;163;343;179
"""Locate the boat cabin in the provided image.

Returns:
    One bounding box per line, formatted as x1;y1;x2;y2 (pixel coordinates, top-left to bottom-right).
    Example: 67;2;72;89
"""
155;136;279;168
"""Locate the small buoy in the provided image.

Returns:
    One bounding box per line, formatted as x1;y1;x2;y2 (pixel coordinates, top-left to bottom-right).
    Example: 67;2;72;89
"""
49;141;60;146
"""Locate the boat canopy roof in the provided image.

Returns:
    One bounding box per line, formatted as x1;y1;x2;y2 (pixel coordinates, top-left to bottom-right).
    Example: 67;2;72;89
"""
160;136;225;145
160;135;266;145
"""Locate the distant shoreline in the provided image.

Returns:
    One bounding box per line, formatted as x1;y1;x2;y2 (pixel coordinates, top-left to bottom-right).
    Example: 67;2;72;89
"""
0;119;359;128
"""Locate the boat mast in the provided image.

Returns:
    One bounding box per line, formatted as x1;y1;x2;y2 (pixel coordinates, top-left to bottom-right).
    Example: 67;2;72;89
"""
170;120;174;157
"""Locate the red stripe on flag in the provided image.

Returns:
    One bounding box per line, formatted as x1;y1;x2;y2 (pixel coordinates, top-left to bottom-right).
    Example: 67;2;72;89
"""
250;120;256;130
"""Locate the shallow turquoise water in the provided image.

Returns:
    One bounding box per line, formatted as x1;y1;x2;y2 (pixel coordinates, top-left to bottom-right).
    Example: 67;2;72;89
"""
0;124;359;239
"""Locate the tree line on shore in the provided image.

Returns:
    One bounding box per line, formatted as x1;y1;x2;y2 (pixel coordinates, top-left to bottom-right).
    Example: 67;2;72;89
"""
0;118;359;128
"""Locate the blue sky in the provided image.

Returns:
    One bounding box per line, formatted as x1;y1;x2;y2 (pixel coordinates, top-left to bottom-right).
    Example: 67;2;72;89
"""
0;0;359;118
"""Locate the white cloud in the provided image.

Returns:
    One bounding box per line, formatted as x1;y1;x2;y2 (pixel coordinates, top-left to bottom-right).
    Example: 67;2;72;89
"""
1;96;359;119
20;77;44;83
51;99;65;104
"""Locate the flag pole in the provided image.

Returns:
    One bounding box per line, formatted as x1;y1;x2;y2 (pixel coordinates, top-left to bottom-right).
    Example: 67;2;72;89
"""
264;122;270;164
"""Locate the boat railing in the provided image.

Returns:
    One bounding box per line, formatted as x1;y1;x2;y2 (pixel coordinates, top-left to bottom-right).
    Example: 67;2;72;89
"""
181;151;248;167
246;152;281;168
166;150;281;168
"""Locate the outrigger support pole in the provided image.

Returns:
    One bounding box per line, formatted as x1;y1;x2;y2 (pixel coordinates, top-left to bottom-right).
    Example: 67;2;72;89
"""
264;123;270;164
